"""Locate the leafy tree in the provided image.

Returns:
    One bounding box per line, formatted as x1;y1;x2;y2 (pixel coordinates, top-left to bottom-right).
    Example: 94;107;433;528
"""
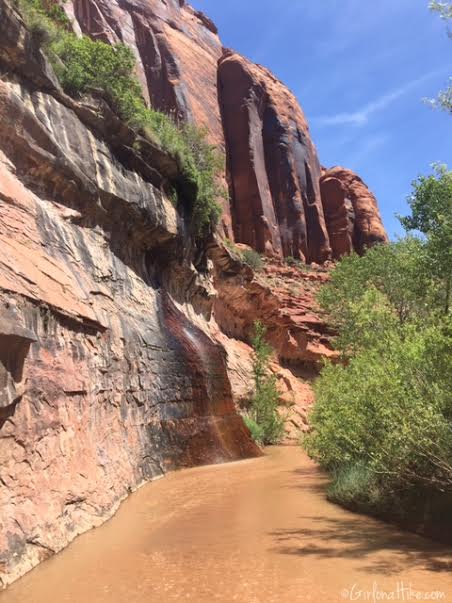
305;166;452;529
400;164;452;314
430;1;452;23
306;318;452;489
427;2;452;113
318;238;430;355
245;321;284;445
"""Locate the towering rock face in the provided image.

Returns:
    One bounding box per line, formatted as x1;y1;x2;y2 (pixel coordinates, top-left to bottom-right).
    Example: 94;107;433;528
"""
63;2;386;261
320;167;388;257
65;0;223;138
0;1;259;588
63;0;235;235
218;51;331;263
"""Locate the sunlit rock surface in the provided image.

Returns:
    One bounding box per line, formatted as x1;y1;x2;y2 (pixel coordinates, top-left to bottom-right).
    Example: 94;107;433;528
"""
218;51;331;262
321;167;388;256
63;0;234;236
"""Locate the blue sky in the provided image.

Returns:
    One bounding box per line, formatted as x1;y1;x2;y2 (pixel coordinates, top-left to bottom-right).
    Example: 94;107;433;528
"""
191;0;452;239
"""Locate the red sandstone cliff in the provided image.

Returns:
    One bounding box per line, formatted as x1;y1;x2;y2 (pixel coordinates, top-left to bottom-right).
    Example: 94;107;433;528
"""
64;0;223;138
320;167;388;257
62;0;235;235
218;51;331;262
62;1;386;260
0;0;388;588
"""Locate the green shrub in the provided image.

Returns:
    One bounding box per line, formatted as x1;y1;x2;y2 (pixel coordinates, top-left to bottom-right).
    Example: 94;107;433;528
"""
318;238;430;340
306;316;452;488
327;464;381;509
304;169;452;528
16;0;63;46
50;35;139;99
175;123;224;234
223;238;236;251
246;321;284;445
242;249;263;271
17;0;223;235
243;415;265;445
285;256;302;268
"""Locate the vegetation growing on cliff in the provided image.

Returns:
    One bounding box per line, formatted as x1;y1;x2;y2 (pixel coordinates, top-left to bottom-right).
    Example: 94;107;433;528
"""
223;240;265;272
304;165;452;535
17;0;69;38
241;249;264;271
244;321;284;445
16;0;223;235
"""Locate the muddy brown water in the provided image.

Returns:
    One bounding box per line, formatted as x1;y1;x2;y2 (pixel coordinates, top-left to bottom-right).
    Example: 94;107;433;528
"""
2;447;451;603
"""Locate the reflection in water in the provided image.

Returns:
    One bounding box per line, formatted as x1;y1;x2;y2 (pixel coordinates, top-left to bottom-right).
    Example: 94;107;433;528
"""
1;447;451;603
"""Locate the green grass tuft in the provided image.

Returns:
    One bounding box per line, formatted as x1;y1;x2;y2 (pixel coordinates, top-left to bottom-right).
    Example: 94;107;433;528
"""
242;249;264;271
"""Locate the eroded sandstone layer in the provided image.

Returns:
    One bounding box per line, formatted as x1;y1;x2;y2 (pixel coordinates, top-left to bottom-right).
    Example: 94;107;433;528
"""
210;246;336;367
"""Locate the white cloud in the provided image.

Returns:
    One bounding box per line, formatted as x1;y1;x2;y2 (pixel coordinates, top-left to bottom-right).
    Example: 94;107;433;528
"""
313;70;444;127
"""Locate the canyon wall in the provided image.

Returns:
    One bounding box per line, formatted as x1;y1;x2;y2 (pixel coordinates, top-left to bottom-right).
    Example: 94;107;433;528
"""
218;51;331;262
0;1;259;587
61;0;386;259
0;0;387;588
62;0;233;235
